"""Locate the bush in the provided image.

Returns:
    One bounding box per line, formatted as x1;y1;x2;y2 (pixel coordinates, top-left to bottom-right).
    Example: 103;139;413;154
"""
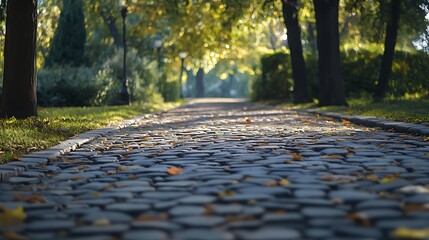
37;66;109;107
38;48;168;107
253;49;429;101
252;52;293;100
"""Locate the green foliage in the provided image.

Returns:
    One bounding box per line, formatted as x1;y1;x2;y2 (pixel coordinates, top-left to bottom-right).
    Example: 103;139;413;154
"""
45;0;86;67
254;49;429;101
252;52;293;100
38;48;169;107
37;66;109;107
0;102;182;164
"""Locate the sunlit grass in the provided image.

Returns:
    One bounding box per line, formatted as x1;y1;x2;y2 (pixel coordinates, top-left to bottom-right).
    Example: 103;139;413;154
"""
279;98;429;124
0;101;182;164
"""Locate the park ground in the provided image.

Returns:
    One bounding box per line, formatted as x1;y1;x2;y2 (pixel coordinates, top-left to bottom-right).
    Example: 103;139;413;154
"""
0;98;429;239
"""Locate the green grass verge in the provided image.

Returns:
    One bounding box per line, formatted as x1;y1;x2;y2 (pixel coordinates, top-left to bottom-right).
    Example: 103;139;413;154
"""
0;101;182;164
277;98;429;124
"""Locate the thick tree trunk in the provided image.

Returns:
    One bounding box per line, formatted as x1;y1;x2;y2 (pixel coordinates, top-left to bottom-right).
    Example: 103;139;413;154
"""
313;0;347;106
196;68;205;98
374;0;400;101
1;0;38;118
282;0;310;103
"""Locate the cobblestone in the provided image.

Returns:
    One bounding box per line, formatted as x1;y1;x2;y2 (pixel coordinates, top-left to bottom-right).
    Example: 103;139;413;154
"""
1;99;428;239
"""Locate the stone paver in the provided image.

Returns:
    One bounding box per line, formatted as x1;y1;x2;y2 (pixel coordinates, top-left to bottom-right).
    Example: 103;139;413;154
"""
1;98;429;239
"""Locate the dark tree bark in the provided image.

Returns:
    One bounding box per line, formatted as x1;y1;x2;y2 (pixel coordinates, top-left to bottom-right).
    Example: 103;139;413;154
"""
196;68;205;98
313;0;347;106
99;7;123;49
1;0;38;118
374;0;400;101
282;0;310;103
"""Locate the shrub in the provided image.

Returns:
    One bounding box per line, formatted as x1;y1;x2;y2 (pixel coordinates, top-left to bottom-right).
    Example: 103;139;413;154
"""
252;52;293;100
253;49;429;101
37;66;109;107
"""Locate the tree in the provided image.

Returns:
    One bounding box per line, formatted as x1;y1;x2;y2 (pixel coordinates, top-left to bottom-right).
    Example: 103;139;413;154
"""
374;0;400;101
281;0;310;103
45;0;86;67
196;68;205;97
1;0;38;118
313;0;347;106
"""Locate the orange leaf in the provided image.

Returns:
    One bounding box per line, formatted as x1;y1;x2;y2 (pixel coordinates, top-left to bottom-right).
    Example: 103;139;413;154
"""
341;119;351;125
167;167;182;175
244;117;252;123
292;153;302;161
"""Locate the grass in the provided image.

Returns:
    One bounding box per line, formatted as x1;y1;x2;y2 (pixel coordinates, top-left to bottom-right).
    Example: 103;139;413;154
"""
0;101;182;164
278;98;429;124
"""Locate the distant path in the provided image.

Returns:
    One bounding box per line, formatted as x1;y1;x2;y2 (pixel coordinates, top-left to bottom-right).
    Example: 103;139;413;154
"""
1;98;429;239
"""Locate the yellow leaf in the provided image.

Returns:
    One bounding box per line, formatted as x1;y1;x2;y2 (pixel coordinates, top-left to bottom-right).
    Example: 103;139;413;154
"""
264;180;277;187
393;227;429;239
292;153;302;161
167;167;182;175
92;219;110;226
381;175;401;184
0;206;26;227
279;179;290;186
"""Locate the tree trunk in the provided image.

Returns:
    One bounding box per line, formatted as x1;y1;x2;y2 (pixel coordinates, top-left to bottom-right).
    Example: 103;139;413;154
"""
282;0;310;104
313;0;347;106
100;7;123;49
1;0;38;118
374;0;400;101
196;68;205;98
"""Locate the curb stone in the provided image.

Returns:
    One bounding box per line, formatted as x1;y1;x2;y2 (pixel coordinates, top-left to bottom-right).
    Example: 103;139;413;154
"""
0;111;169;182
299;109;429;137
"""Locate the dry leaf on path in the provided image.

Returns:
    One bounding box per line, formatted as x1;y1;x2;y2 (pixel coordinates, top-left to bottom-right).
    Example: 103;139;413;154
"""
167;167;182;175
341;119;351;125
0;206;26;227
393;227;429;239
292;153;302;161
244;117;252;123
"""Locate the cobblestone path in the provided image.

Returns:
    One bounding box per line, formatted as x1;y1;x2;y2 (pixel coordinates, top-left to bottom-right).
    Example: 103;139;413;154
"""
1;98;429;240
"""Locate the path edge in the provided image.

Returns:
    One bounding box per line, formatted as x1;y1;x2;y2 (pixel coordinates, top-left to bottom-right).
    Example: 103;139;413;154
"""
0;108;176;182
298;108;429;137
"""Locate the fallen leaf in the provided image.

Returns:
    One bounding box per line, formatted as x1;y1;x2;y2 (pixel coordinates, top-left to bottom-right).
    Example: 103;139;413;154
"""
402;204;428;213
278;179;290;186
341;119;351;125
118;166;131;171
244;117;252;123
264;180;278;187
393;227;429;239
92;218;110;226
0;206;26;227
381;174;401;184
167;167;182;175
25;194;46;203
218;190;236;199
347;212;371;227
292;153;302;161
